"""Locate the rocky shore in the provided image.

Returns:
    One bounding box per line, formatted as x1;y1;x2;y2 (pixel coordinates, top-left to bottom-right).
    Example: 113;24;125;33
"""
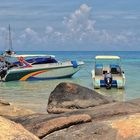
0;82;140;140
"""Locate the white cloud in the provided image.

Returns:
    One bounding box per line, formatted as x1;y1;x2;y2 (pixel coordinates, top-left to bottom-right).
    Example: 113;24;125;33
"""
45;26;54;34
0;4;139;50
63;4;95;33
18;4;140;48
60;4;139;45
20;28;42;44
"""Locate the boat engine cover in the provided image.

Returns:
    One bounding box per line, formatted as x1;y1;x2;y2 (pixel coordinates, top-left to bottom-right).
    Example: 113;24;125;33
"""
104;73;112;89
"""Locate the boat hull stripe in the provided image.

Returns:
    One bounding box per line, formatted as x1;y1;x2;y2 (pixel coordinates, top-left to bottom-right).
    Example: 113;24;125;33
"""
20;70;48;81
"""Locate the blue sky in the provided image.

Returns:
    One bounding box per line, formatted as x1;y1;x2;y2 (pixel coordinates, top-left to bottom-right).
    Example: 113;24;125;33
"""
0;0;140;51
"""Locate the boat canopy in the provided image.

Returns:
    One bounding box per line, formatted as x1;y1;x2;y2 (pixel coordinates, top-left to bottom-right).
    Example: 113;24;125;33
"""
7;54;55;58
95;55;120;60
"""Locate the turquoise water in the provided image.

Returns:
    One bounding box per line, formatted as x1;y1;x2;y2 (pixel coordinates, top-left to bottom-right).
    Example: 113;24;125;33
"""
0;51;140;112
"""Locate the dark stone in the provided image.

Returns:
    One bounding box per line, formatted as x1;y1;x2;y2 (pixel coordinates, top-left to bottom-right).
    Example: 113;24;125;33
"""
47;82;115;113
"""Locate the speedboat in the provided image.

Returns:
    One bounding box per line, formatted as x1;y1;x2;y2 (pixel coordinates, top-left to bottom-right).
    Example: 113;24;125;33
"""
91;55;125;89
0;25;84;81
0;54;84;81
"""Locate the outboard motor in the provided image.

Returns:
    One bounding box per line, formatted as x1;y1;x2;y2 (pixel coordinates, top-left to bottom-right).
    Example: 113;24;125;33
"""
104;73;112;89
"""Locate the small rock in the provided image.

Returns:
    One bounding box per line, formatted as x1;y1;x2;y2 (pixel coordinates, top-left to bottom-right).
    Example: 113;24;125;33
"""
0;99;10;106
0;105;35;117
0;98;35;117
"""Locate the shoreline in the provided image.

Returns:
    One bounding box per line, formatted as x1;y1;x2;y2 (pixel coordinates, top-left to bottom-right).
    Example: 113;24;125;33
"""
0;82;140;139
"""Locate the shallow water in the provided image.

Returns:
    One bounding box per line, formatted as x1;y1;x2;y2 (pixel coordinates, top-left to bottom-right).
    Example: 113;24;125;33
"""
0;51;140;112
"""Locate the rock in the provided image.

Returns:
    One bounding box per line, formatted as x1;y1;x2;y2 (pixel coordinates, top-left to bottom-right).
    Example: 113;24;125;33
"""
0;99;10;106
0;99;35;117
43;121;117;140
111;113;140;139
8;98;140;139
47;82;115;113
65;98;140;121
0;116;39;140
11;113;91;139
0;104;35;117
43;113;140;140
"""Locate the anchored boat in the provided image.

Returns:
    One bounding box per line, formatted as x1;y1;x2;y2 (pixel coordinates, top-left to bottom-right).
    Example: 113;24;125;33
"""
92;55;125;89
0;54;84;81
0;25;84;81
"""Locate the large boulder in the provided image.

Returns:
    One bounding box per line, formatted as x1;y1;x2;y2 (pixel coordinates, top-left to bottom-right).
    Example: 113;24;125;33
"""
11;113;91;139
0;99;35;117
8;98;140;139
43;113;140;140
47;82;115;113
0;116;39;140
66;98;140;121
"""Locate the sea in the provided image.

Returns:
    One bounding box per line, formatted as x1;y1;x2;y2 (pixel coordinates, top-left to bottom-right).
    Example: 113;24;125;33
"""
0;51;140;113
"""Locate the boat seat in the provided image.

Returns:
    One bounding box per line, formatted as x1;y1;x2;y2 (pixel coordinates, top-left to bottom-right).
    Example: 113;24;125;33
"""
110;64;121;74
95;64;103;75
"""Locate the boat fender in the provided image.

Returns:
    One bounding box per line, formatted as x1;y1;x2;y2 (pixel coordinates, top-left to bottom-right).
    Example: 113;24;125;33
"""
71;61;78;68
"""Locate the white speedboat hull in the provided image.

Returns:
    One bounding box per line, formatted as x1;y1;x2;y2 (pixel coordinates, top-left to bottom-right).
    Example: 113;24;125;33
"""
4;61;84;81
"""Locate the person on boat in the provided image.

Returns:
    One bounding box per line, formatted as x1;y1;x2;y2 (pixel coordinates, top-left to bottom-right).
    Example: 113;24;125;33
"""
0;56;8;80
0;56;16;69
18;56;32;68
3;50;16;57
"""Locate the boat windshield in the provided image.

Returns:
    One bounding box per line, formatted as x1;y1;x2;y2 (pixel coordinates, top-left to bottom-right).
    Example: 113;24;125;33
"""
95;59;121;66
3;56;58;67
12;57;58;65
26;57;58;65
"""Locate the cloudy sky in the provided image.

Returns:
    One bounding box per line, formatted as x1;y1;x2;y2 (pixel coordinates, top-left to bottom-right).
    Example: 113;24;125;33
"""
0;0;140;51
